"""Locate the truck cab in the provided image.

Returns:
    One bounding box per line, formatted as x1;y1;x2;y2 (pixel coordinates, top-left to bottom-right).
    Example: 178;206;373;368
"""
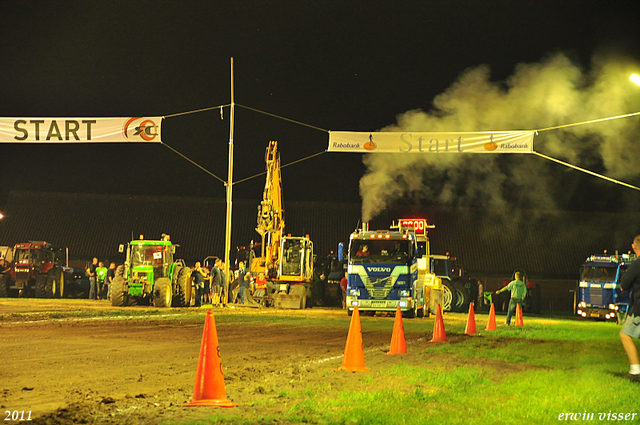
576;253;633;322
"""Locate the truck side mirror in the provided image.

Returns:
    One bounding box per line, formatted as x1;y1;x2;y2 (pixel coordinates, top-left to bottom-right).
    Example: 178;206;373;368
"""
118;244;125;253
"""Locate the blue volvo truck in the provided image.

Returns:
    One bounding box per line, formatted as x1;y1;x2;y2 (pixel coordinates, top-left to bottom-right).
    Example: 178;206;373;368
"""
346;221;430;318
576;253;634;322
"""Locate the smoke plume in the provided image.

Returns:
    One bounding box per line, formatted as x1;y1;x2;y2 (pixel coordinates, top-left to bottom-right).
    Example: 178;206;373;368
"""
361;50;640;222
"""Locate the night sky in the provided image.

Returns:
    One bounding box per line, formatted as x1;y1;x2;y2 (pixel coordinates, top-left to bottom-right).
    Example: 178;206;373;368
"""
1;1;640;210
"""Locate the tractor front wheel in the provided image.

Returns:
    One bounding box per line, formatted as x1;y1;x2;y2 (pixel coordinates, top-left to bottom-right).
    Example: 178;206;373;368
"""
172;267;189;307
111;276;126;307
153;278;172;308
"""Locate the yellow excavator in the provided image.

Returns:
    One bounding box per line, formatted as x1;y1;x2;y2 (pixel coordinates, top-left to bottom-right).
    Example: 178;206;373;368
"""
251;140;314;308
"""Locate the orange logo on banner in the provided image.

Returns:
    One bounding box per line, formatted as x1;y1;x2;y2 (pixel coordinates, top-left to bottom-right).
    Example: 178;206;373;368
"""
484;142;497;151
364;134;377;151
123;117;159;141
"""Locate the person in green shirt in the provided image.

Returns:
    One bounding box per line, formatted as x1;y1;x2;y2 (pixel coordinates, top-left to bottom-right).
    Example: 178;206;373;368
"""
496;271;527;326
96;261;108;299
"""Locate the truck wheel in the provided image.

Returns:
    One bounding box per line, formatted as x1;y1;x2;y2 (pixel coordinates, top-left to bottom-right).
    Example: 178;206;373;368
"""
417;301;425;318
452;282;470;312
442;281;456;312
35;274;48;298
172;266;189;307
153;277;172;308
46;268;65;298
111;276;126;307
403;303;417;318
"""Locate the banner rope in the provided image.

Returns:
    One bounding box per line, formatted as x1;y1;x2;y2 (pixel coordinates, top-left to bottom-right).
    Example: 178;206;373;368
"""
233;150;325;185
532;151;640;191
236;104;329;132
164;104;230;118
161;143;227;184
536;111;640;132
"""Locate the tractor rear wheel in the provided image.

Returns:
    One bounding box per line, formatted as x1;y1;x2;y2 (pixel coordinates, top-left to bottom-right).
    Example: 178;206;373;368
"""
172;266;189;307
46;267;64;298
442;281;456;312
153;277;172;307
452;282;471;312
35;274;48;298
111;276;126;306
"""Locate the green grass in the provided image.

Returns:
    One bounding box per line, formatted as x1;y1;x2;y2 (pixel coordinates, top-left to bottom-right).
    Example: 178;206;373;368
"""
193;314;640;425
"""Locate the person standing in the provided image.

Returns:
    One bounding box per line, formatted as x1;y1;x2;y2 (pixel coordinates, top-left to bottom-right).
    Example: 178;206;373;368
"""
219;261;227;306
191;262;207;307
340;271;348;309
210;258;222;306
495;271;527;326
96;261;108;299
237;261;250;304
619;235;640;382
87;257;98;300
105;262;116;301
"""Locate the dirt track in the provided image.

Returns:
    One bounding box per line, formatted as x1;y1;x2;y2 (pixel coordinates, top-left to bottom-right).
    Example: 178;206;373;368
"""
1;299;448;424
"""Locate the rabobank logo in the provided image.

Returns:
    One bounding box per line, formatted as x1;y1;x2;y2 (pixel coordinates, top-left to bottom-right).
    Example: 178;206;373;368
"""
367;266;392;273
331;142;360;149
364;133;377;151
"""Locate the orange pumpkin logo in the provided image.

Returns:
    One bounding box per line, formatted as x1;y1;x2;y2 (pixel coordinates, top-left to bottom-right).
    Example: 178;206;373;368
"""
364;134;377;151
484;142;497;151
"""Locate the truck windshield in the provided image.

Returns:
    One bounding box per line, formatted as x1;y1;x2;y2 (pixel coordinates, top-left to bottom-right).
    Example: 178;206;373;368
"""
350;240;410;264
580;265;617;282
131;245;164;268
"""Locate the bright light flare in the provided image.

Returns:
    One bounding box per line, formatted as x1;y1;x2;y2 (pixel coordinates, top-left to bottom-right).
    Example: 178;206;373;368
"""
631;74;640;86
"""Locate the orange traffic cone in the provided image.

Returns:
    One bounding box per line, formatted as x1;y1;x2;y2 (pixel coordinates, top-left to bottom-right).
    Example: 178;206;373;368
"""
465;303;477;335
430;304;447;343
485;303;497;331
336;307;369;372
386;307;407;355
515;303;524;327
184;310;237;407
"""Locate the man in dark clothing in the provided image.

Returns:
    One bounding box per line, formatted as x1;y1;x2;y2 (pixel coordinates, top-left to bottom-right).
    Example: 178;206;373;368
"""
210;258;222;306
237;261;250;304
88;257;98;300
191;262;207;307
105;262;116;301
619;235;640;382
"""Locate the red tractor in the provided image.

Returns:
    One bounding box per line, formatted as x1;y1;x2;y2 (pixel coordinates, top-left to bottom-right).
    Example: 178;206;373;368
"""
4;241;68;298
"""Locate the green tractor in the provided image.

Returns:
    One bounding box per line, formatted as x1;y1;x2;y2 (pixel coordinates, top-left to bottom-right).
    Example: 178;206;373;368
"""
111;239;191;307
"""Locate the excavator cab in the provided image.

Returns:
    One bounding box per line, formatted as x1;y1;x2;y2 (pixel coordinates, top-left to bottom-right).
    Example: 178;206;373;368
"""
280;236;313;280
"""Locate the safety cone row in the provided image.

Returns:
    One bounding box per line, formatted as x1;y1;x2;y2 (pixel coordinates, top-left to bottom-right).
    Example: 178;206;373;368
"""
336;307;370;372
485;303;497;331
184;310;237;407
515;303;524;327
430;304;447;342
465;303;477;335
386;307;407;355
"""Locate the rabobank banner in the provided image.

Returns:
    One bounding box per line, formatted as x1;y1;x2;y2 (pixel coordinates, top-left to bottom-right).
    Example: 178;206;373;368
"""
328;130;534;153
0;117;162;143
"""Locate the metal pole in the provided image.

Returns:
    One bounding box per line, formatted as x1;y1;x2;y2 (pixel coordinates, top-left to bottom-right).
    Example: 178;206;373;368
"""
223;57;235;305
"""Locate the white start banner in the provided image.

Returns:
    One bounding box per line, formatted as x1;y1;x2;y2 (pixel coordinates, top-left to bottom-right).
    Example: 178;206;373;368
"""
0;117;162;143
327;130;535;153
